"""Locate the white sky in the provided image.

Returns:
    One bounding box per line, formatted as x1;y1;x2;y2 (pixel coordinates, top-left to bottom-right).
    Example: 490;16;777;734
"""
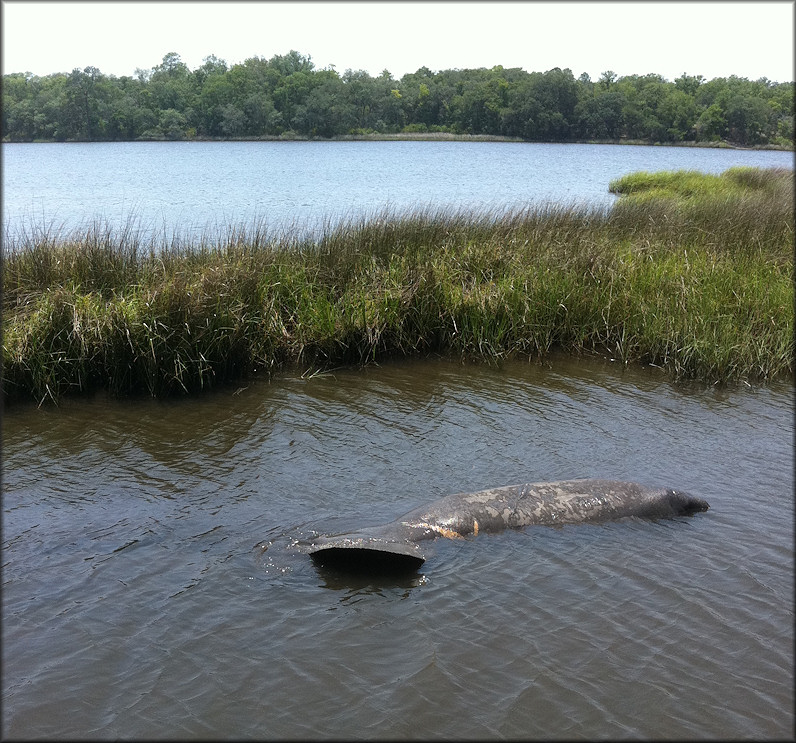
2;1;794;83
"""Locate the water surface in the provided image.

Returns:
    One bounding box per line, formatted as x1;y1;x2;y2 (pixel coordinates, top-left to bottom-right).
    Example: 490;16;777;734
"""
2;355;793;739
3;140;793;240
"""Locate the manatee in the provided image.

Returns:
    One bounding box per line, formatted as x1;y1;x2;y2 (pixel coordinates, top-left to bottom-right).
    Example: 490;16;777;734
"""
306;479;709;572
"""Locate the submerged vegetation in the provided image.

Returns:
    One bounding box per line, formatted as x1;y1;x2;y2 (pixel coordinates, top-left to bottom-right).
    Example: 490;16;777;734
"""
2;166;793;405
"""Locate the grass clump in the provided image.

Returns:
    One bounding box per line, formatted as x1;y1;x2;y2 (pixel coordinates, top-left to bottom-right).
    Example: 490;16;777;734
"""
608;165;792;200
2;167;793;405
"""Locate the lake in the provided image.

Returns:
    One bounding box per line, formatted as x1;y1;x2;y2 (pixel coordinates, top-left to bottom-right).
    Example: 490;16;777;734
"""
3;140;793;241
2;355;793;739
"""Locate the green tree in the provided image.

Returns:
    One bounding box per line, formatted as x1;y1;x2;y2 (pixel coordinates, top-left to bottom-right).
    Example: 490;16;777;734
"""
2;52;793;145
694;103;726;141
3;73;34;139
149;52;194;113
373;69;405;131
28;74;70;140
341;69;371;128
268;50;314;77
160;108;187;139
241;93;282;135
219;104;246;136
527;68;579;139
296;71;356;136
657;88;697;141
62;66;111;139
501;79;542;139
599;70;618;90
270;54;316;130
400;66;460;130
725;94;776;144
449;68;509;134
613;74;673;141
192;54;228;90
766;82;794;145
575;90;626;139
196;74;236;135
674;73;704;97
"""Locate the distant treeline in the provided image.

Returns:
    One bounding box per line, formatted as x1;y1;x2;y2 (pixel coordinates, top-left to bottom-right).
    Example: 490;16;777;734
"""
2;50;793;146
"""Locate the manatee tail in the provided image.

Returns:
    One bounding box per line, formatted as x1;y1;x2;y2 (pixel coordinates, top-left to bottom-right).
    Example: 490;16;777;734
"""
307;534;427;572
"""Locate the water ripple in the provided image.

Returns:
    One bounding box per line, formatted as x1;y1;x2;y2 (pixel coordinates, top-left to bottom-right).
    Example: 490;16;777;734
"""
2;356;792;739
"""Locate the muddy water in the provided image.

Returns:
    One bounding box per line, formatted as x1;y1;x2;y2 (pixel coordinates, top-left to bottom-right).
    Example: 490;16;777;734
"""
2;355;793;739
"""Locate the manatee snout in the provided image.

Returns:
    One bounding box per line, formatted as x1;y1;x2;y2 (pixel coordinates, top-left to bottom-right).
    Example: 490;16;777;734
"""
666;489;710;516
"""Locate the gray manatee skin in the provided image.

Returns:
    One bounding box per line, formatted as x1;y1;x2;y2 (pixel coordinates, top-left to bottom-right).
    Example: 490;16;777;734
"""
306;479;709;572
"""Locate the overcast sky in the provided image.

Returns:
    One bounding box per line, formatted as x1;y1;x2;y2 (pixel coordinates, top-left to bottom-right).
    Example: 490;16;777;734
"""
2;1;794;83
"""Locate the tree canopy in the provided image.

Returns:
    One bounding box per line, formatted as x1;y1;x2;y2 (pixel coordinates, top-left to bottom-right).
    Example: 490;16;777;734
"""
3;51;792;146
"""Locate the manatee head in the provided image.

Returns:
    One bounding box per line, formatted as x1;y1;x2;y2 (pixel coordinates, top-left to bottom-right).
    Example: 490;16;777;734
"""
665;489;710;516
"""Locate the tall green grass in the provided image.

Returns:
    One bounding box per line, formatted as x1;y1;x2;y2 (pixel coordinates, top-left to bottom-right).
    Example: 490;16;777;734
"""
2;167;793;404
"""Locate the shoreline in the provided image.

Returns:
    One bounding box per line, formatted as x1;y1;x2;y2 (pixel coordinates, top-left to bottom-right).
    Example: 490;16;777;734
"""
2;167;792;405
3;132;791;151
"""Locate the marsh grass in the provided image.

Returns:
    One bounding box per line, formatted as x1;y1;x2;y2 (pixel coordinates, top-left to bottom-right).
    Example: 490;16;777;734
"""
2;167;793;404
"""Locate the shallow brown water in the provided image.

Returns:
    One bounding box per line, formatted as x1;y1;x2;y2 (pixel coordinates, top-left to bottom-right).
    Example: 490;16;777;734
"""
2;355;793;739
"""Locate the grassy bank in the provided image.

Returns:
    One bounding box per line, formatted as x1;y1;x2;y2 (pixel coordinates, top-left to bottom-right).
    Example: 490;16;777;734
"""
2;166;793;405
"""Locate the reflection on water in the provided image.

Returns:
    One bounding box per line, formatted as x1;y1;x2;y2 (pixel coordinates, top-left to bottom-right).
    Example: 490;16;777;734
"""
2;354;793;739
313;568;428;596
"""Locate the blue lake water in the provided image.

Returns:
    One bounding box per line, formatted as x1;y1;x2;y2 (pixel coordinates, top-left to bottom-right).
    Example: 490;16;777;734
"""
3;140;793;241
